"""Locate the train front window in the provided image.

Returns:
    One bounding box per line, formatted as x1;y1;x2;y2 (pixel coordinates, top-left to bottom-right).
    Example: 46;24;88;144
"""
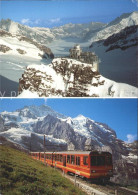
91;156;105;166
91;156;97;166
106;156;112;165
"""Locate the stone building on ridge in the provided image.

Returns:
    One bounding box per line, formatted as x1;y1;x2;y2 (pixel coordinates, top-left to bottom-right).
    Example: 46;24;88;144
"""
69;44;99;72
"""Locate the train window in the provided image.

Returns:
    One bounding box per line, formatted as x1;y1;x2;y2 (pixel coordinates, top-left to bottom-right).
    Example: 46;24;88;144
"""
55;155;57;161
91;156;97;166
67;155;70;164
83;156;88;165
91;156;105;166
57;154;59;161
50;154;52;160
106;156;112;165
71;155;75;165
76;156;80;166
60;155;63;162
41;153;44;158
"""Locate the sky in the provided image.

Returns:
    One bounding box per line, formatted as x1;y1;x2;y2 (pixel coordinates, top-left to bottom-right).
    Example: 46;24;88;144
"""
0;0;138;27
0;98;137;143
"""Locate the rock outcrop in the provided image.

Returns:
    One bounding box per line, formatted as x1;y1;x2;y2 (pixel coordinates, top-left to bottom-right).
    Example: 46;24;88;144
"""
18;58;137;97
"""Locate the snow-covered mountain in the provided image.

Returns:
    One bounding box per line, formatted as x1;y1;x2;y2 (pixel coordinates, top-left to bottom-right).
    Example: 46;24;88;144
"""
0;105;137;184
18;58;137;97
0;19;105;44
0;29;54;59
0;19;55;44
51;22;105;40
89;11;138;43
0;104;132;153
89;12;138;87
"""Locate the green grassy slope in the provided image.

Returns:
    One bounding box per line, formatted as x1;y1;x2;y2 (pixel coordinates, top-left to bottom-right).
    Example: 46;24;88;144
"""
0;146;86;195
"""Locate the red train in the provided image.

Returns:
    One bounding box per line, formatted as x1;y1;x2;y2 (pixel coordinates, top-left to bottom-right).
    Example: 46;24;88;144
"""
31;150;113;182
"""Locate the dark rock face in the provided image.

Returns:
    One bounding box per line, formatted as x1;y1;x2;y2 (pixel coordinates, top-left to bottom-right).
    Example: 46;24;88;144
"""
21;133;67;152
0;29;12;37
33;115;82;150
16;48;27;55
103;25;138;52
104;25;138;47
90;25;138;52
0;116;4;132
0;44;12;53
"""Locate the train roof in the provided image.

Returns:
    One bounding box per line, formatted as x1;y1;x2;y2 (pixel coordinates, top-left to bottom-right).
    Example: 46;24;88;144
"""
31;151;112;155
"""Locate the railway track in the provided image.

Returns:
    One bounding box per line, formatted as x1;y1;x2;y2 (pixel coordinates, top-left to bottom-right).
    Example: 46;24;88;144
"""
33;156;138;195
61;171;138;195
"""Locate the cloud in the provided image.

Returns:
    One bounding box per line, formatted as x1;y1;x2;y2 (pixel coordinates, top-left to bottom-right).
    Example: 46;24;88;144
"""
125;134;137;143
21;18;41;26
49;18;61;24
20;18;61;27
131;0;138;7
21;18;31;25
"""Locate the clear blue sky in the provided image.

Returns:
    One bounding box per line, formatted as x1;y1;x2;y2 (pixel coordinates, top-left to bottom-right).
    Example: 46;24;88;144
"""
0;98;137;142
0;0;138;27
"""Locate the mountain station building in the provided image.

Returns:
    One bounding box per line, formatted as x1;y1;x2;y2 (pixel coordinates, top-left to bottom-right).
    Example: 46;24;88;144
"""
69;44;99;72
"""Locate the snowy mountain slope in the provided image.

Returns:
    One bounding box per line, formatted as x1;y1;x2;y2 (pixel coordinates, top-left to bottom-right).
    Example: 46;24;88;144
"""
0;19;105;44
89;11;138;43
18;58;137;97
0;105;67;149
51;22;105;40
0;29;54;59
0;127;67;150
0;104;126;152
0;34;44;59
0;19;55;44
0;29;54;96
89;24;138;87
1;105;66;131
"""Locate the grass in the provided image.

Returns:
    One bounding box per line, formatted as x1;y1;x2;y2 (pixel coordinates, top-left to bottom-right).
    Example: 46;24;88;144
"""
0;145;86;195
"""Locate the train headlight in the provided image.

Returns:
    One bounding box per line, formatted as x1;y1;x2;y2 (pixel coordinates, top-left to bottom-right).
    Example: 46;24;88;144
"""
92;170;96;173
108;170;113;175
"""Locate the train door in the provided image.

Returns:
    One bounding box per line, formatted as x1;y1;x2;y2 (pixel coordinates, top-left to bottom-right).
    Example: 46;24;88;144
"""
63;155;66;167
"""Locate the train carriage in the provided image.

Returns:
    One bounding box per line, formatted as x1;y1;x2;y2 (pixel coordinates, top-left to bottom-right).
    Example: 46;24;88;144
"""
31;150;113;181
